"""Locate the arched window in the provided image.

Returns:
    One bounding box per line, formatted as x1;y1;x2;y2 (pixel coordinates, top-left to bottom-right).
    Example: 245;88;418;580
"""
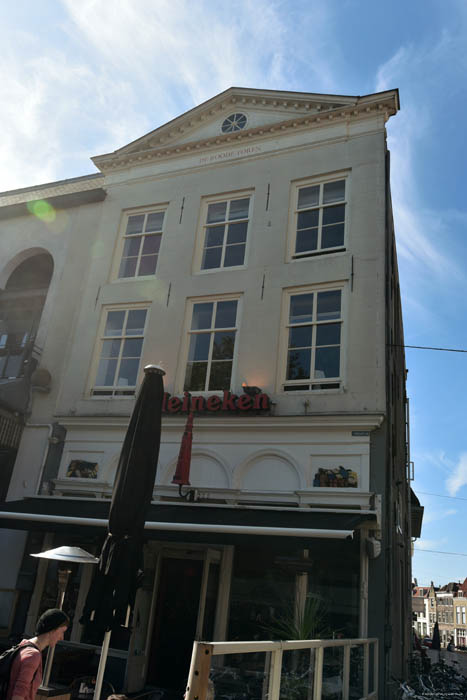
0;253;53;379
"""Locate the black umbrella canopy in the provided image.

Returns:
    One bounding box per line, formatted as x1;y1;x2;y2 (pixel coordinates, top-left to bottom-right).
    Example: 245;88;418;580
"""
81;365;165;634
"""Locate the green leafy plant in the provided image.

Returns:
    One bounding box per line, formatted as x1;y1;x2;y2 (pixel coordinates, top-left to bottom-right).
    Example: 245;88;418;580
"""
264;595;331;641
261;597;339;700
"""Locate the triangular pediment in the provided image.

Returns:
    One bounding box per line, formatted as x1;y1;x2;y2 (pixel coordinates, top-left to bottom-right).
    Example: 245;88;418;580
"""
92;87;399;172
117;88;356;155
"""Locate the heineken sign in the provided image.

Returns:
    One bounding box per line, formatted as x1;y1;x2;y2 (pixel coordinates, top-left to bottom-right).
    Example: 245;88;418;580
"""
162;390;270;414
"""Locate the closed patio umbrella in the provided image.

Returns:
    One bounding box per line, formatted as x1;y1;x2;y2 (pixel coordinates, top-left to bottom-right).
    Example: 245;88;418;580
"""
172;412;194;498
80;364;165;700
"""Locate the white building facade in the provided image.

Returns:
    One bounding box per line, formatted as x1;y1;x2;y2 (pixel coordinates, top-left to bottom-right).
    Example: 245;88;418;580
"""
0;88;415;698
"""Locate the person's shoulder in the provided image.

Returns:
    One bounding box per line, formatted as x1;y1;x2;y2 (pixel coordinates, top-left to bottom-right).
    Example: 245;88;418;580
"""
18;641;40;659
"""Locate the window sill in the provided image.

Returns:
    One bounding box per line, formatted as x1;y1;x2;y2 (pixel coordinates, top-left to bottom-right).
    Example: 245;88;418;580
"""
290;247;346;261
176;389;236;397
282;386;344;395
195;265;247;275
89;392;136;399
111;275;158;283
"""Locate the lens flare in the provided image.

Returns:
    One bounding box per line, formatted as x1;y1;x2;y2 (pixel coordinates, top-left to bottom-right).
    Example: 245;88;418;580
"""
27;199;56;223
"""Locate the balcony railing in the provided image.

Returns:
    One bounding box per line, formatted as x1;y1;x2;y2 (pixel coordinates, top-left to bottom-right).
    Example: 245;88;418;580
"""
0;339;37;380
186;637;378;700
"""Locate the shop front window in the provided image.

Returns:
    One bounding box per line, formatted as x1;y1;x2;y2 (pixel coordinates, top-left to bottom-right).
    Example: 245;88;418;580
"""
228;548;296;642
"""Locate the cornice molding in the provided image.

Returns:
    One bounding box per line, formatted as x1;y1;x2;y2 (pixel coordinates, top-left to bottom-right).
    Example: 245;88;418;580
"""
92;90;399;174
57;412;385;431
0;174;104;207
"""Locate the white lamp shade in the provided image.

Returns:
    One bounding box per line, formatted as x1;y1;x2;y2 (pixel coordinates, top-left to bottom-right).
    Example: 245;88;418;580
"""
31;546;99;564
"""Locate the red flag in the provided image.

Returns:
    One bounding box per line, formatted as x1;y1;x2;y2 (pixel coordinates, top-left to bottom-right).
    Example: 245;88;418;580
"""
172;412;193;486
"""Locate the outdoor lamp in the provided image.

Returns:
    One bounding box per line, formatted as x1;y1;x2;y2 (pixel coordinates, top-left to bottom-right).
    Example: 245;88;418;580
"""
31;546;98;689
31;546;99;564
242;383;262;396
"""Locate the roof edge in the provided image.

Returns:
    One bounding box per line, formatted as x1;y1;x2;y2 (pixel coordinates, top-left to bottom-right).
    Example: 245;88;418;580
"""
0;172;103;201
96;87;399;162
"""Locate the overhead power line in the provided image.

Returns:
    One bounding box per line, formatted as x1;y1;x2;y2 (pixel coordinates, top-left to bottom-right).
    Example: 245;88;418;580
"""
390;344;467;353
414;548;467;557
417;491;467;502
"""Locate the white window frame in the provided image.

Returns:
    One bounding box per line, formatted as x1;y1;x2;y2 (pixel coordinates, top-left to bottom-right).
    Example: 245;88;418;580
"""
89;304;149;398
278;283;345;393
194;190;253;273
287;172;349;261
112;205;167;280
176;294;242;394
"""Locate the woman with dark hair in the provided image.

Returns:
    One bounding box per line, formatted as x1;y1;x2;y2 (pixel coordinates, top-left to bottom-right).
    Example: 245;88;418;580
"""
7;608;70;700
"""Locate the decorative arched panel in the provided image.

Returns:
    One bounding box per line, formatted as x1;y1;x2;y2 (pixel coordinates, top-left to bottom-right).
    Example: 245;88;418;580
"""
161;450;230;489
236;451;303;491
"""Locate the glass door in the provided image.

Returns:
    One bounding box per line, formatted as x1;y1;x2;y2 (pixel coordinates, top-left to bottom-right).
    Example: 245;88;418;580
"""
145;546;221;696
196;548;220;641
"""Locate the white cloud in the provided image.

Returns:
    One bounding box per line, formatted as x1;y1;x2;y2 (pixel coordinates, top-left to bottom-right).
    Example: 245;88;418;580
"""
415;537;448;551
0;42;152;190
375;40;466;287
422;508;457;525
61;0;287;114
0;0;340;191
446;453;467;496
61;0;338;106
412;450;456;477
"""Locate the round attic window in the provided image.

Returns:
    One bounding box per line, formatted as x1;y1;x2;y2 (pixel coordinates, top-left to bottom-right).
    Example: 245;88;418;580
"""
221;113;247;133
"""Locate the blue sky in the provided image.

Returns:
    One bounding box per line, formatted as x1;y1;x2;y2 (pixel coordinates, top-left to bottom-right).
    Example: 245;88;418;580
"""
1;0;467;585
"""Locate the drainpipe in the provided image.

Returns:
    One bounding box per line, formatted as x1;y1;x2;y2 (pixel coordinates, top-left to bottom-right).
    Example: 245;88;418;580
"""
359;535;369;637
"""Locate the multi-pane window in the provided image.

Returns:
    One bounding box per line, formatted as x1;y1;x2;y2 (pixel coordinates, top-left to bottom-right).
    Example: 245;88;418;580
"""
92;308;147;396
284;289;342;391
293;179;346;257
184;299;238;391
201;197;250;270
118;211;165;278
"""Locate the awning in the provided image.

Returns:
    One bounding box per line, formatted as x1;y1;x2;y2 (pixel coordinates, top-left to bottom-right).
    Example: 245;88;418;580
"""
0;497;376;546
410;488;424;539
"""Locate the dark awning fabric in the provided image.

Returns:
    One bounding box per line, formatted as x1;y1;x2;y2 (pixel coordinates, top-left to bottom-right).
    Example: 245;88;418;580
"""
0;497;376;547
410;488;424;539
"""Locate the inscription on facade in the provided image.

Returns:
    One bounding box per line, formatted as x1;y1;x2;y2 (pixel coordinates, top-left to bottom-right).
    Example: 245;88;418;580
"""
162;390;270;414
199;145;262;165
